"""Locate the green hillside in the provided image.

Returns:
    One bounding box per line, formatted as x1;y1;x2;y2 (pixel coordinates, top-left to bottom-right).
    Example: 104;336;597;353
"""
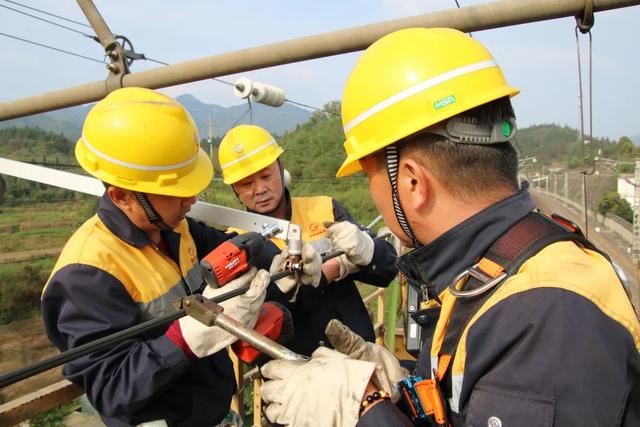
0;127;81;203
2;114;638;223
0;112;637;325
0;127;74;162
515;124;636;170
0;94;312;141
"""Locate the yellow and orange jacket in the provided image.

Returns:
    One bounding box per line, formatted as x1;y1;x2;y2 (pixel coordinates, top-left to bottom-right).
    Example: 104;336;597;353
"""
42;195;244;427
358;189;640;426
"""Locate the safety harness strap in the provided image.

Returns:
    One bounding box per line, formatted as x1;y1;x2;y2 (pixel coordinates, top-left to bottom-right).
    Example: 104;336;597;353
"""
439;211;599;387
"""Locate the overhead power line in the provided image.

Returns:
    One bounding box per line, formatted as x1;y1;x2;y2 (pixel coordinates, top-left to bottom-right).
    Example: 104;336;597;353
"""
0;3;96;40
0;31;104;64
2;0;92;28
144;56;338;117
1;2;337;119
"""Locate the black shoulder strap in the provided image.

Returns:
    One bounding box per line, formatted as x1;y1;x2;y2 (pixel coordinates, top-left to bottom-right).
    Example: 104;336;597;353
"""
439;211;598;365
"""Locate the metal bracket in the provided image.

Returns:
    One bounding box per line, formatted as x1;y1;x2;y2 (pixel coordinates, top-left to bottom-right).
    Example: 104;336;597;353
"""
76;0;129;91
576;0;595;34
104;41;129;91
173;294;223;326
0;157;301;243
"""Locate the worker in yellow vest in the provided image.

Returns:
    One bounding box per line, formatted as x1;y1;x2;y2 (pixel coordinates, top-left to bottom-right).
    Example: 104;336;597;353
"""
258;28;640;426
42;88;270;426
217;124;398;356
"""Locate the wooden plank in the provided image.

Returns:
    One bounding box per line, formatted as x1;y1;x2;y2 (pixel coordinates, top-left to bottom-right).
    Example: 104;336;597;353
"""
362;288;384;305
228;350;244;420
0;379;83;426
253;377;262;427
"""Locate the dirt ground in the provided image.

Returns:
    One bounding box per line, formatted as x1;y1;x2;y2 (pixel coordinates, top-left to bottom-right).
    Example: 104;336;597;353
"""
0;316;63;402
0;248;62;264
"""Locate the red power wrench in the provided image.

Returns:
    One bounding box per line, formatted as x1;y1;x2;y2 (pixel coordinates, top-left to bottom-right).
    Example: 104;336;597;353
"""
199;223;299;364
200;223;282;288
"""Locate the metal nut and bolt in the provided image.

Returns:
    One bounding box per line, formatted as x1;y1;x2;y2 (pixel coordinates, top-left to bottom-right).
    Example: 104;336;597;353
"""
106;63;120;73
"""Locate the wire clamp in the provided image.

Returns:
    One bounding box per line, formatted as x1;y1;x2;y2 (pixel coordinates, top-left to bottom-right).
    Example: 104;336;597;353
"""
576;0;594;34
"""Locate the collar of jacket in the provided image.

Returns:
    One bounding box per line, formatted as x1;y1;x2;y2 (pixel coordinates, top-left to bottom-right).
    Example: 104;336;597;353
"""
98;194;150;248
97;193;182;251
396;185;535;299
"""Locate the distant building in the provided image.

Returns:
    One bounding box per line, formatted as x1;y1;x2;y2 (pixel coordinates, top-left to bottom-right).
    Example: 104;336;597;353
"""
618;174;635;207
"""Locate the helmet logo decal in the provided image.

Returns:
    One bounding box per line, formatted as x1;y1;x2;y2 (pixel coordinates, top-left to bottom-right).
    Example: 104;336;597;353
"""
433;95;456;110
220;138;278;170
234;144;244;153
344;59;497;133
501;121;512;137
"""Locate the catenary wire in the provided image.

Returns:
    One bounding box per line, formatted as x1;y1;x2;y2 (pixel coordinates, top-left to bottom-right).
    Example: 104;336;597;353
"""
452;0;473;37
144;56;338;117
0;31;104;64
0;3;96;40
2;0;92;28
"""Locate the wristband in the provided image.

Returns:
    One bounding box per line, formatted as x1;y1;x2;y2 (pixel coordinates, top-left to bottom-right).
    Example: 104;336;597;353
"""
359;389;390;416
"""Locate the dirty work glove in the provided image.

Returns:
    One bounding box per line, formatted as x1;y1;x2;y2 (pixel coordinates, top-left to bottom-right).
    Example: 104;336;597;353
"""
334;253;360;281
327;221;375;266
326;319;408;401
166;267;269;358
269;243;322;292
377;226;402;257
261;346;390;427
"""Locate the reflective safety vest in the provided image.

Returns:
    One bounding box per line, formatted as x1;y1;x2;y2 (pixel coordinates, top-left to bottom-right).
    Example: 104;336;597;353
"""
229;195;334;252
44;215;204;321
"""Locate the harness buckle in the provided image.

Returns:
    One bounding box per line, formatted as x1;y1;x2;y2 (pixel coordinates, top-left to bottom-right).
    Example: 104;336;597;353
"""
448;261;507;299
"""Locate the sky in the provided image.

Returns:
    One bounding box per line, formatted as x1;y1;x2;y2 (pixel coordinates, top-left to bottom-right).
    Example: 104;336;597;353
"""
0;0;639;140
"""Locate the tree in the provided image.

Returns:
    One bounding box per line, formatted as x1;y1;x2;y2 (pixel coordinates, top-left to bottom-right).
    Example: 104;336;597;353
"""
309;101;341;124
616;136;635;159
597;191;633;223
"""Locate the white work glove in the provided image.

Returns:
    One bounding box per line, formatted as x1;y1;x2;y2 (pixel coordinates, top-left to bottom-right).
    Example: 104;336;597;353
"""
327;221;375;266
334;253;360;281
326;319;408;400
269;243;322;293
168;267;269;358
261;346;390;427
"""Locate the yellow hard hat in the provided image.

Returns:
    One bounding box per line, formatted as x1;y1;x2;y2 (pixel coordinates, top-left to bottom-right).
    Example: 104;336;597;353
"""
337;28;519;177
75;87;213;197
218;125;284;185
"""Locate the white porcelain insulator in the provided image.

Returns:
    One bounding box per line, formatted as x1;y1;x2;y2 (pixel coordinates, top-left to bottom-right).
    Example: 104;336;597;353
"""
250;81;285;107
233;77;253;99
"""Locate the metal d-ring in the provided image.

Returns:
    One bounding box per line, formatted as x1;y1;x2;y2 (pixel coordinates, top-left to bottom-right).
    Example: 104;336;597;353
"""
448;264;507;299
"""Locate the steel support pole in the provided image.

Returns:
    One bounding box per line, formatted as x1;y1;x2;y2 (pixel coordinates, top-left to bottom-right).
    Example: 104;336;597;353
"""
1;0;639;120
76;0;117;49
76;0;129;90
